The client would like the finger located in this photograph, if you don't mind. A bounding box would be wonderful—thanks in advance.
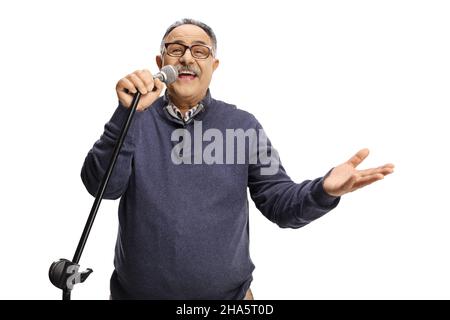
[376,163,395,170]
[352,173,384,190]
[347,148,370,168]
[137,69,155,91]
[127,73,148,95]
[358,166,394,177]
[117,91,132,108]
[116,78,136,108]
[153,78,164,93]
[117,77,137,94]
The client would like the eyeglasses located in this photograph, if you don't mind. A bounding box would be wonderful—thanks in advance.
[164,42,213,59]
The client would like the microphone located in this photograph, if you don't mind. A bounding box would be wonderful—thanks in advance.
[124,65,178,94]
[154,65,178,84]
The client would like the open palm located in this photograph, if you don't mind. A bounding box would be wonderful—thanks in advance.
[323,148,394,197]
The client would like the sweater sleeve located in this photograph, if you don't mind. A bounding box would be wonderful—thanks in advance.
[248,119,340,229]
[80,103,142,200]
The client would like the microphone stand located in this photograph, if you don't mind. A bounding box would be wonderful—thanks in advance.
[49,92,142,300]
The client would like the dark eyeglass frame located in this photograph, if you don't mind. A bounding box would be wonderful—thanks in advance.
[163,42,213,59]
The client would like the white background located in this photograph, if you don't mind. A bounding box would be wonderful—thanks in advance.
[0,0,449,300]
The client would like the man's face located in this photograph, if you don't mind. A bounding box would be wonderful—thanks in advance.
[156,24,219,105]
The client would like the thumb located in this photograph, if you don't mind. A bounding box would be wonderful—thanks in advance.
[153,78,165,95]
[347,148,370,168]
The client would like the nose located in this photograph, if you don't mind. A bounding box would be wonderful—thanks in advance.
[179,48,195,65]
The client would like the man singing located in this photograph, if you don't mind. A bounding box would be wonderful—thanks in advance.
[81,18,394,300]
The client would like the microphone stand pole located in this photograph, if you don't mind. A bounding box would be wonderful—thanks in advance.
[49,92,142,300]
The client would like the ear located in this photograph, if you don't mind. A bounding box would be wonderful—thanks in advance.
[156,55,163,70]
[212,58,220,72]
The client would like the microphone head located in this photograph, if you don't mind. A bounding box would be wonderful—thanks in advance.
[160,65,178,84]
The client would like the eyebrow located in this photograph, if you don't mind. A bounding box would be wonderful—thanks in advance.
[171,39,209,46]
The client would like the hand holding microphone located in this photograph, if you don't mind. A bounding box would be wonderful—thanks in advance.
[116,65,178,111]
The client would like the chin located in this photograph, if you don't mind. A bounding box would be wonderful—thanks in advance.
[172,84,201,99]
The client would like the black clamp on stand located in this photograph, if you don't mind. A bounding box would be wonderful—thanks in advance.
[49,259,93,300]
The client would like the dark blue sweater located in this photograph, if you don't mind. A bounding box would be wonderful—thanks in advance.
[81,90,340,299]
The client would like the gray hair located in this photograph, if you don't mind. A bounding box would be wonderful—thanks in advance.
[160,18,217,56]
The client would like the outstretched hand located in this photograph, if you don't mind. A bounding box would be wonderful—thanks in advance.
[323,149,394,197]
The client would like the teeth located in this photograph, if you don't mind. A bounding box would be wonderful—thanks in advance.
[179,71,196,76]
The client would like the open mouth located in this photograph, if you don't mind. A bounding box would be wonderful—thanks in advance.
[178,71,198,81]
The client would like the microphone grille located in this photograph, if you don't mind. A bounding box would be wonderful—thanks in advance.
[161,65,178,84]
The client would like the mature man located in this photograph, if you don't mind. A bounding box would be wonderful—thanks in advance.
[81,18,394,300]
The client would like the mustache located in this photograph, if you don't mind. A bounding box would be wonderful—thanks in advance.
[175,65,201,76]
